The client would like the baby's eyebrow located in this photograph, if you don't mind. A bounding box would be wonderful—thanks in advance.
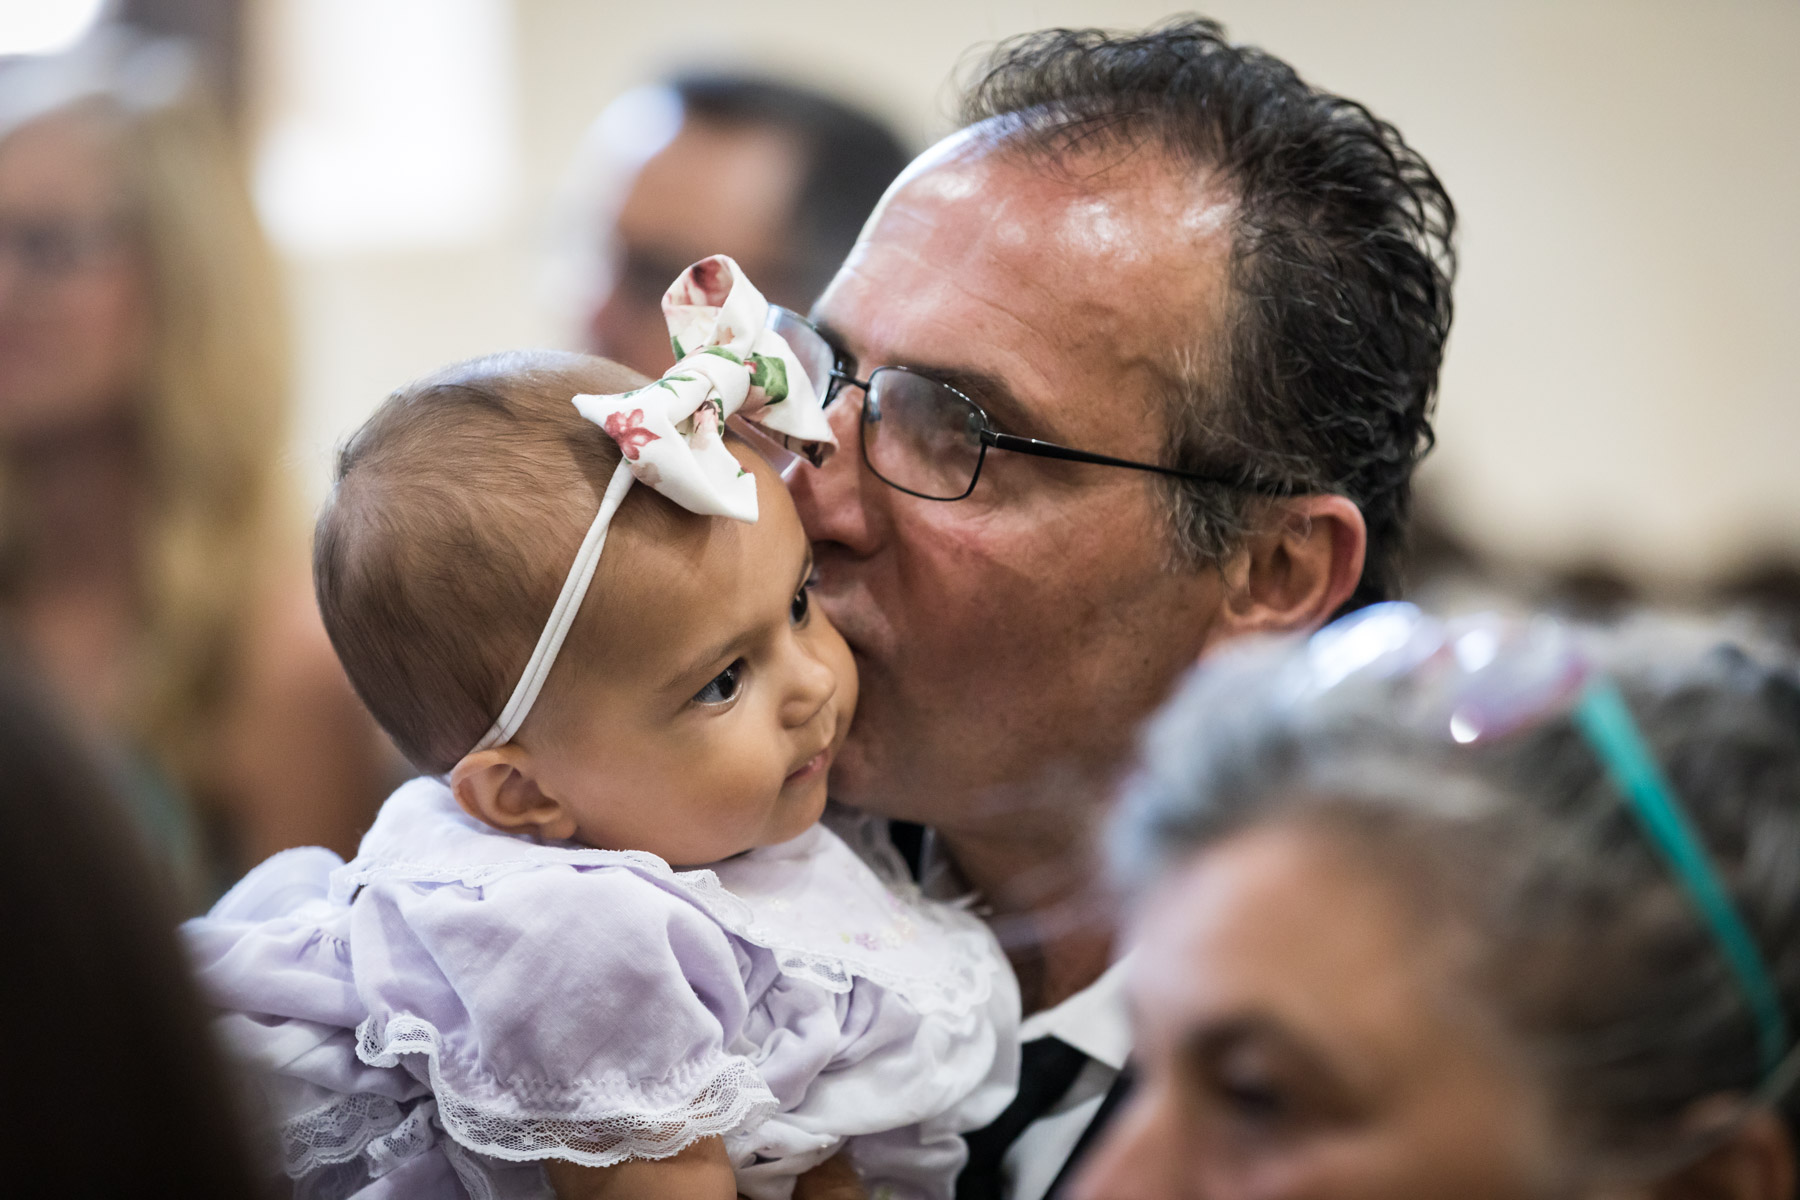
[661,546,817,695]
[666,631,739,695]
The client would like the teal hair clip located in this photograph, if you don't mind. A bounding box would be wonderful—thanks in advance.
[1574,678,1789,1076]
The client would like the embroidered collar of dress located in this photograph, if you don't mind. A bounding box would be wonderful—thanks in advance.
[337,780,1001,1018]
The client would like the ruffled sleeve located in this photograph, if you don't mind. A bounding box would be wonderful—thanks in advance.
[184,847,440,1188]
[345,855,779,1168]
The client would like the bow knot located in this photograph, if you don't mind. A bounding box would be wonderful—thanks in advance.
[572,255,835,523]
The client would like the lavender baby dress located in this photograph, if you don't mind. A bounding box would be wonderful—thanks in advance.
[185,779,1020,1200]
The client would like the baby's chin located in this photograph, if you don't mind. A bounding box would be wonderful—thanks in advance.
[655,785,827,868]
[765,774,830,847]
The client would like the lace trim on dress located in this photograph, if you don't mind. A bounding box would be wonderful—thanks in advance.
[710,827,1003,1018]
[280,1090,407,1177]
[350,1012,780,1169]
[285,1098,552,1200]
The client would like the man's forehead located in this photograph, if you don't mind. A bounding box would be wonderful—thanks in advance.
[819,136,1235,414]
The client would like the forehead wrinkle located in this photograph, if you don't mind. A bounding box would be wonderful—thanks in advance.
[836,245,1062,415]
[840,264,1148,448]
[998,148,1235,293]
[835,149,1234,456]
[829,250,1037,373]
[946,170,1209,353]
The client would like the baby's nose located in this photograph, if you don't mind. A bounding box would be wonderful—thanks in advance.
[779,645,837,728]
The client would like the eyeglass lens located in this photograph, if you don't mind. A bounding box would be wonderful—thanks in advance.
[764,309,987,500]
[767,306,839,402]
[861,368,985,500]
[743,307,848,479]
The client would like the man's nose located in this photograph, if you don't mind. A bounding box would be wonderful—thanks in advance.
[787,397,882,559]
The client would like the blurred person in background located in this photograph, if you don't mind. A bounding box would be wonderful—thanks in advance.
[1085,605,1800,1200]
[0,33,393,902]
[0,651,264,1196]
[561,72,910,376]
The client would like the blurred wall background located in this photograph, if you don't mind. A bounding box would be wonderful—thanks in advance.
[41,0,1800,591]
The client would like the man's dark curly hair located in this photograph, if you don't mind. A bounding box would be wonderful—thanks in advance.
[961,16,1456,608]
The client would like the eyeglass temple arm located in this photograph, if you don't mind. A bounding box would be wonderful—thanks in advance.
[984,430,1289,494]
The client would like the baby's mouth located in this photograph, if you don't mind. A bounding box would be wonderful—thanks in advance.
[785,719,836,784]
[784,748,830,785]
[784,706,842,785]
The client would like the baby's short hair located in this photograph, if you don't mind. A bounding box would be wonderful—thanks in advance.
[315,350,660,773]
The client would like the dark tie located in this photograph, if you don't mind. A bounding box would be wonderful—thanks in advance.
[956,1036,1091,1200]
[1043,1067,1134,1200]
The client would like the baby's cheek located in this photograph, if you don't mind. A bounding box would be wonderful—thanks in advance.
[820,627,860,728]
[706,733,790,835]
[836,652,860,735]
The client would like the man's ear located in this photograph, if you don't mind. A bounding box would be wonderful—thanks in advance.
[1204,494,1366,652]
[448,747,576,841]
[1650,1104,1795,1200]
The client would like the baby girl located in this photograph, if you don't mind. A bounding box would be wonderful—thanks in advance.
[185,258,1018,1200]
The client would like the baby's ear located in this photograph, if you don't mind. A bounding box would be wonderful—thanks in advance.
[450,748,574,840]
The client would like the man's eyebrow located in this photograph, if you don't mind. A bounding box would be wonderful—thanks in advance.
[825,357,1057,447]
[810,318,856,360]
[808,317,1059,441]
[910,365,1057,443]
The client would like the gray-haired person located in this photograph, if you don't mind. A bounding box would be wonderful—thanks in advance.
[782,17,1455,1195]
[1086,604,1800,1200]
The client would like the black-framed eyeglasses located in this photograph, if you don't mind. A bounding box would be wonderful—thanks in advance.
[768,306,1288,502]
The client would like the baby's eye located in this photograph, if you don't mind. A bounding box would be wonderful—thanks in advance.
[791,573,815,626]
[693,659,744,706]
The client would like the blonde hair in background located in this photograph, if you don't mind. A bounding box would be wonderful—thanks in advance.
[0,35,293,802]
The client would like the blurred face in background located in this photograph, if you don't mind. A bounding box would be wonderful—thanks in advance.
[1073,824,1568,1200]
[583,114,804,377]
[0,111,151,439]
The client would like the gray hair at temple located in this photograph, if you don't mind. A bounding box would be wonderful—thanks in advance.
[1111,613,1800,1172]
[960,18,1456,608]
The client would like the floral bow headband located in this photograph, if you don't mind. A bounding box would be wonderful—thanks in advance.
[469,255,836,753]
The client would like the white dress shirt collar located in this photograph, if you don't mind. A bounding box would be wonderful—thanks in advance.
[1018,952,1134,1070]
